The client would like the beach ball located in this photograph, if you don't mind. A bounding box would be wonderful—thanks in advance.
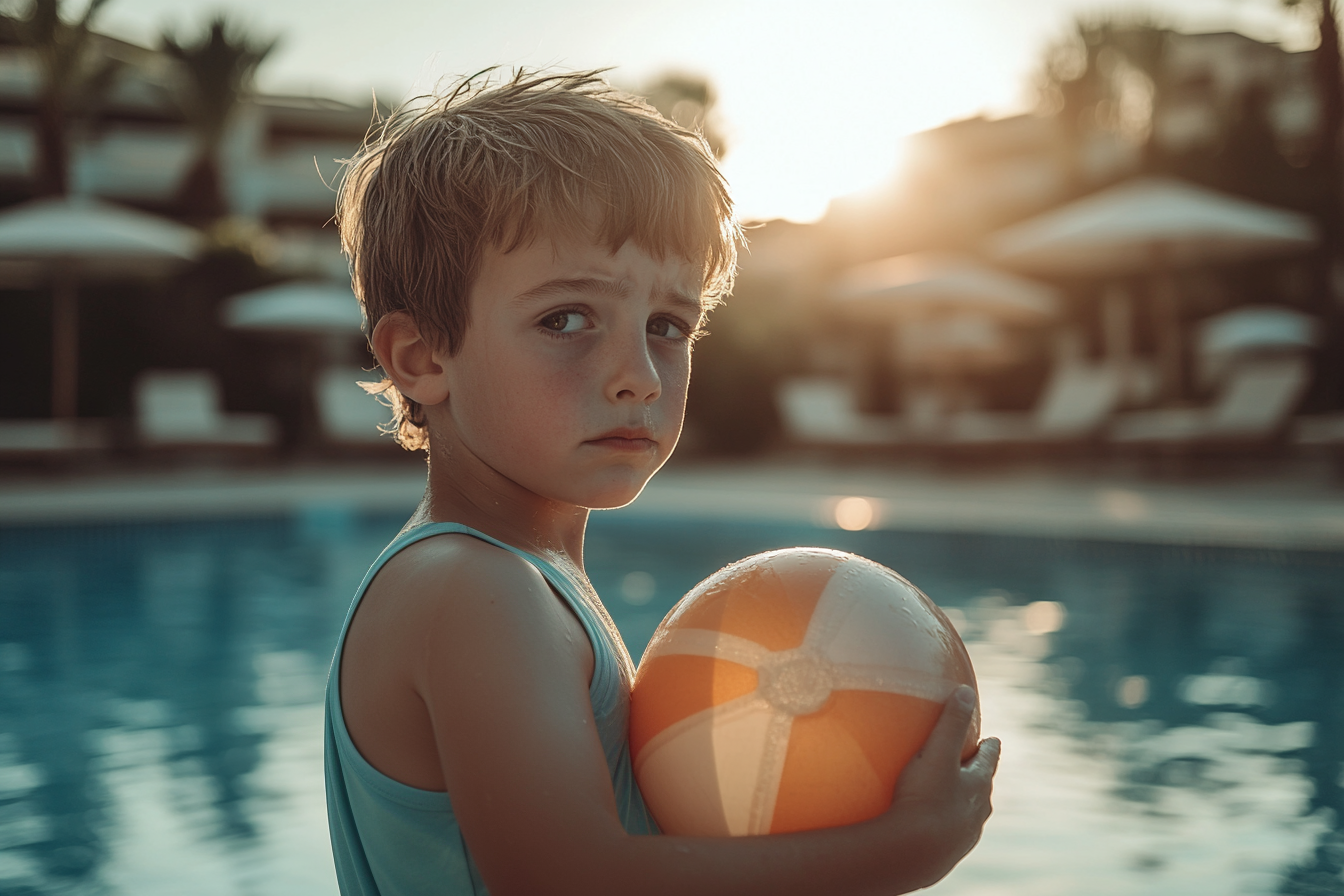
[630,547,978,836]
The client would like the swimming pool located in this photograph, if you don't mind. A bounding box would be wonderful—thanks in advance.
[1,508,1341,895]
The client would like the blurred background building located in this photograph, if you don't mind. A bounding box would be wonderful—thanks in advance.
[0,2,385,459]
[0,0,1342,467]
[739,12,1344,463]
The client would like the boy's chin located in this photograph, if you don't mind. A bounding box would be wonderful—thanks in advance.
[576,475,655,511]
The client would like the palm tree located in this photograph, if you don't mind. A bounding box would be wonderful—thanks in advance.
[1035,18,1170,194]
[161,16,277,222]
[1283,0,1342,193]
[641,73,727,160]
[1282,0,1344,410]
[0,0,122,196]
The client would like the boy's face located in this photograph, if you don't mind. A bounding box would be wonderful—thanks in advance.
[440,233,705,510]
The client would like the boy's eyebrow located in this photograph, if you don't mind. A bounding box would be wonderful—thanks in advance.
[511,278,706,317]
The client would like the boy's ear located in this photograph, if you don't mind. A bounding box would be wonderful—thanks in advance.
[370,311,451,407]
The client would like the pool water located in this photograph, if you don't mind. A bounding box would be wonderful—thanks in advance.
[1,509,1342,895]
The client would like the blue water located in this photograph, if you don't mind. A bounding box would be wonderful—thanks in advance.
[1,509,1342,895]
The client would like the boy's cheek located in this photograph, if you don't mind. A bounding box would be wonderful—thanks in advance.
[658,354,692,398]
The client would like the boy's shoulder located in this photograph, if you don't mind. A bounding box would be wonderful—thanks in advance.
[371,531,551,614]
[339,528,595,797]
[360,530,592,674]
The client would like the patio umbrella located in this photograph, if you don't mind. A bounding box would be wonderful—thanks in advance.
[222,279,369,449]
[222,281,365,336]
[834,252,1058,323]
[834,253,1055,424]
[987,177,1317,276]
[986,177,1318,400]
[0,196,202,419]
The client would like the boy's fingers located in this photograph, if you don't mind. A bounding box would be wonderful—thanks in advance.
[966,736,1002,777]
[917,685,977,765]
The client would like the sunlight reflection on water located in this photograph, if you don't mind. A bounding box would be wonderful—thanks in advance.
[0,513,1340,895]
[944,602,1329,896]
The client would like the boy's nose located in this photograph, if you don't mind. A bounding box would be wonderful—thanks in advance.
[607,331,662,404]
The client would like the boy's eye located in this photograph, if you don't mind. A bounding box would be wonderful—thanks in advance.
[540,311,587,334]
[647,317,690,339]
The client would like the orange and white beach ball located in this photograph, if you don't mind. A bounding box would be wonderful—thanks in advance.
[630,547,978,836]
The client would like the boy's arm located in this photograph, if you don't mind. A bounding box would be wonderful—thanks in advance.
[411,540,999,896]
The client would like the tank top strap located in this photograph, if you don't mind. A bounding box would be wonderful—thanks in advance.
[337,521,629,717]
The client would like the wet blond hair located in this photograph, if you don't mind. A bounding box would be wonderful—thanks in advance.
[336,69,739,450]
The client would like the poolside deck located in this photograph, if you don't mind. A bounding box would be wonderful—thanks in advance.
[2,458,1343,552]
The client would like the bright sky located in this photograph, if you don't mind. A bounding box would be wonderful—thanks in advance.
[98,0,1316,223]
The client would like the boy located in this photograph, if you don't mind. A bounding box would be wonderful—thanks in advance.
[326,70,999,896]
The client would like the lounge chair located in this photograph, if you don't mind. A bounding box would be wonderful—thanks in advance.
[1108,355,1310,447]
[1292,412,1344,448]
[775,377,906,446]
[135,370,277,448]
[944,362,1123,445]
[0,418,107,458]
[314,366,394,446]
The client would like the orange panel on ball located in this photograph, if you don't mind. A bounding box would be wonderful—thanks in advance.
[673,559,834,652]
[830,690,946,793]
[769,691,944,832]
[769,711,884,832]
[629,654,758,758]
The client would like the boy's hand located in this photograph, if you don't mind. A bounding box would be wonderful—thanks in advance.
[879,686,1000,891]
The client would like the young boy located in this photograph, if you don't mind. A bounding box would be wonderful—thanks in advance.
[326,70,999,896]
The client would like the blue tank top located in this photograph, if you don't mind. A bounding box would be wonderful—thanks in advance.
[324,522,659,895]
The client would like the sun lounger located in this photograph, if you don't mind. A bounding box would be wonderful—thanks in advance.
[775,377,906,446]
[1293,412,1344,446]
[1108,355,1310,447]
[314,366,394,446]
[0,418,107,458]
[945,362,1123,445]
[776,366,1123,450]
[135,370,277,448]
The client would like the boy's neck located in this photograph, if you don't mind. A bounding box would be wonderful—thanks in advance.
[409,442,590,571]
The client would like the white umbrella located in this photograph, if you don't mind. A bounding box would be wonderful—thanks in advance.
[0,196,202,419]
[0,197,199,265]
[987,177,1318,277]
[986,177,1319,402]
[222,281,365,335]
[222,280,369,450]
[834,252,1058,323]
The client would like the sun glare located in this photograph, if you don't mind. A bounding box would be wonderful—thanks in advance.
[721,138,913,224]
[705,1,1023,223]
[103,0,1314,228]
[833,497,877,531]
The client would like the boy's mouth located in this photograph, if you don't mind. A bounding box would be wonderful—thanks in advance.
[587,428,657,451]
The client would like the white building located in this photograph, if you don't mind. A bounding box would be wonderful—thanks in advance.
[0,30,375,278]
